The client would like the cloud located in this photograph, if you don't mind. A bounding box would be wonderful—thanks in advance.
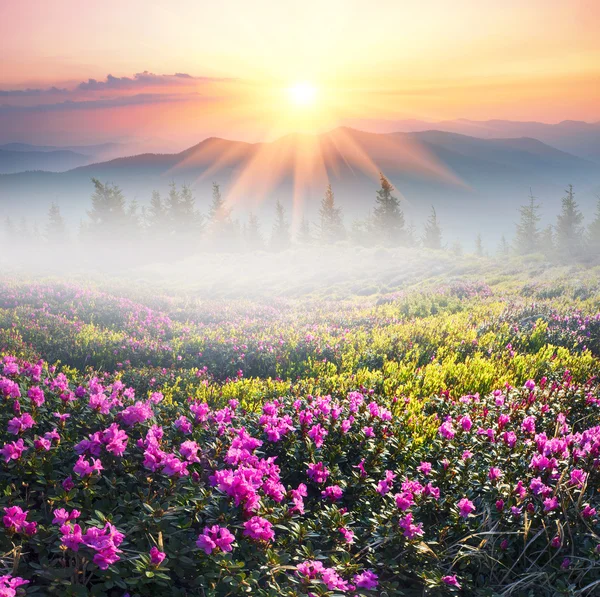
[0,92,214,114]
[0,86,68,97]
[77,71,227,91]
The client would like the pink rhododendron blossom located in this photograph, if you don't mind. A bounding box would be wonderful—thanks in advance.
[149,546,166,565]
[243,516,274,542]
[457,498,475,518]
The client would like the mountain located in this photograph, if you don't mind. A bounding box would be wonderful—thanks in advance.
[0,148,91,174]
[343,118,600,163]
[0,127,598,246]
[0,142,121,156]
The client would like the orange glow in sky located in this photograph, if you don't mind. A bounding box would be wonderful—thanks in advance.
[1,0,599,147]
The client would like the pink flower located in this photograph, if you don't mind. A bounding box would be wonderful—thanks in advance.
[7,413,35,435]
[61,523,84,551]
[0,574,29,597]
[438,420,455,440]
[459,415,472,431]
[0,439,28,462]
[521,415,536,434]
[442,575,461,588]
[290,483,308,514]
[243,516,274,542]
[73,455,103,477]
[418,461,432,475]
[362,426,375,437]
[399,512,423,539]
[120,401,153,426]
[376,470,397,495]
[149,546,166,566]
[488,467,503,482]
[321,485,343,501]
[307,423,328,448]
[52,508,80,525]
[457,498,475,518]
[174,415,192,434]
[3,506,28,532]
[395,491,414,511]
[102,423,128,457]
[353,569,378,590]
[570,469,587,487]
[307,462,330,484]
[543,496,559,512]
[339,527,354,544]
[27,386,45,407]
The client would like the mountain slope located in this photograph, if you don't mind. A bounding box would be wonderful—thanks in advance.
[0,127,598,246]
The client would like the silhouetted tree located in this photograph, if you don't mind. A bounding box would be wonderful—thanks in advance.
[475,233,484,257]
[372,173,404,245]
[245,212,264,251]
[539,225,555,259]
[514,189,541,255]
[422,206,442,250]
[297,215,312,245]
[145,190,167,238]
[270,200,290,251]
[319,184,345,242]
[87,178,129,236]
[498,235,510,257]
[45,202,66,245]
[556,185,585,259]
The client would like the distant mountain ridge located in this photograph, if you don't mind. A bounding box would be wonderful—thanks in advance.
[1,126,598,247]
[342,118,600,162]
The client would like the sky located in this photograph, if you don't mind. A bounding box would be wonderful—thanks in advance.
[1,0,599,148]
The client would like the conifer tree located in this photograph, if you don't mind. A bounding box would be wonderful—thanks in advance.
[270,200,290,252]
[498,235,510,257]
[319,184,345,242]
[45,202,67,246]
[555,184,585,259]
[372,173,404,245]
[422,206,442,250]
[245,212,264,251]
[475,233,484,257]
[87,178,128,236]
[297,216,312,245]
[514,189,541,255]
[539,225,555,259]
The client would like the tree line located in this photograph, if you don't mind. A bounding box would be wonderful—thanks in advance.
[3,175,600,263]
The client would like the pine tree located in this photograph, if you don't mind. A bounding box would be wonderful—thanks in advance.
[497,235,510,257]
[372,173,404,245]
[87,178,128,235]
[245,212,264,251]
[475,233,484,257]
[422,206,442,250]
[588,196,600,257]
[45,202,66,246]
[146,191,166,233]
[297,216,312,245]
[556,184,585,259]
[319,184,345,242]
[514,189,541,255]
[208,183,230,224]
[270,200,290,252]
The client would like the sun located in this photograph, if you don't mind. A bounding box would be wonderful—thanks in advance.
[287,82,318,107]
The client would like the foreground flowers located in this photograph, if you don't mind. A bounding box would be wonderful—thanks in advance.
[1,349,600,595]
